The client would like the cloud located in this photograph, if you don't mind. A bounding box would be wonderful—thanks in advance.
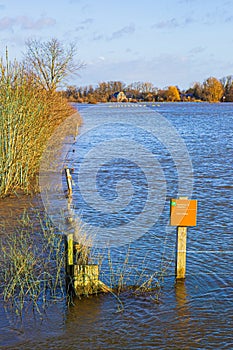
[19,16,56,30]
[0,16,56,31]
[184,17,195,24]
[75,18,94,33]
[189,46,206,54]
[81,18,94,25]
[0,16,15,30]
[153,18,179,29]
[225,15,233,22]
[76,25,85,31]
[108,23,135,40]
[92,33,104,41]
[152,16,195,29]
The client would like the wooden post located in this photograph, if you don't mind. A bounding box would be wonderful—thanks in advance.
[65,235,111,297]
[176,196,188,280]
[65,234,74,295]
[74,264,99,296]
[67,233,73,266]
[64,167,72,196]
[176,226,187,279]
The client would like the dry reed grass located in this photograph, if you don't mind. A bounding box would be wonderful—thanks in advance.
[0,53,79,197]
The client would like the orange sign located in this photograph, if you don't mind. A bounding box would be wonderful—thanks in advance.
[170,199,197,226]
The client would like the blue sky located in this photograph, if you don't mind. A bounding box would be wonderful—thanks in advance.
[0,0,233,89]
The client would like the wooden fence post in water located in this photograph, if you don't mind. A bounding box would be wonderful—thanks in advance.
[67,233,73,266]
[64,167,72,196]
[65,235,111,297]
[176,226,187,279]
[170,197,197,280]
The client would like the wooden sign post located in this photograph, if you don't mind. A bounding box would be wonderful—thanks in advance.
[170,197,197,280]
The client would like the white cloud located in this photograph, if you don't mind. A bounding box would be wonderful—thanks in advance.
[75,25,85,31]
[19,16,56,30]
[152,16,195,30]
[81,18,94,25]
[189,46,206,54]
[0,15,56,31]
[0,16,15,30]
[153,18,179,29]
[108,23,135,40]
[92,33,104,41]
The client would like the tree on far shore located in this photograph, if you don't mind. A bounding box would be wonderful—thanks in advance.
[203,77,224,102]
[165,86,181,102]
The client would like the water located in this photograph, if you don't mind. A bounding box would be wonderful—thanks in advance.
[0,103,232,349]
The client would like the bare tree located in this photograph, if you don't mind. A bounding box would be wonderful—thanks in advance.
[25,38,83,91]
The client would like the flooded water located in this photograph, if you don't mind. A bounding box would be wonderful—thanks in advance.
[0,103,232,349]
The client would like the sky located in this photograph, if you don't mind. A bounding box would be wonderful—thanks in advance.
[0,0,233,90]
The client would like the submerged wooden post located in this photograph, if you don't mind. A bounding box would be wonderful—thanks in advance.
[176,226,187,279]
[65,234,74,295]
[64,167,72,196]
[74,264,99,295]
[170,197,197,280]
[67,233,73,266]
[65,235,111,297]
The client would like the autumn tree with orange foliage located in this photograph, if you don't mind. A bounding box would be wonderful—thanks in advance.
[203,77,224,102]
[165,86,181,102]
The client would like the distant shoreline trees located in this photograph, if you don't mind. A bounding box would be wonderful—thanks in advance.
[63,76,233,103]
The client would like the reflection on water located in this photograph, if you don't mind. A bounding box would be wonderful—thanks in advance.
[0,195,39,234]
[175,281,192,345]
[0,103,232,349]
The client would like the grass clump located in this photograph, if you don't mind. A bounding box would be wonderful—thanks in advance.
[0,210,66,315]
[98,247,164,298]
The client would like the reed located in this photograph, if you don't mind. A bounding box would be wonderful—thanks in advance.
[0,210,66,315]
[90,244,169,307]
[0,52,77,197]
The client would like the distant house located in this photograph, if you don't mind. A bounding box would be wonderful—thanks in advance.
[180,93,195,101]
[111,91,127,102]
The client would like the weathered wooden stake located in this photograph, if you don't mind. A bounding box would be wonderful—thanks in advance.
[74,264,100,295]
[67,233,73,266]
[176,226,187,279]
[64,167,72,195]
[176,195,188,280]
[65,235,111,297]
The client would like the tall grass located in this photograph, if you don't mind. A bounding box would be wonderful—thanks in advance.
[0,52,77,196]
[96,247,165,297]
[0,210,66,315]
